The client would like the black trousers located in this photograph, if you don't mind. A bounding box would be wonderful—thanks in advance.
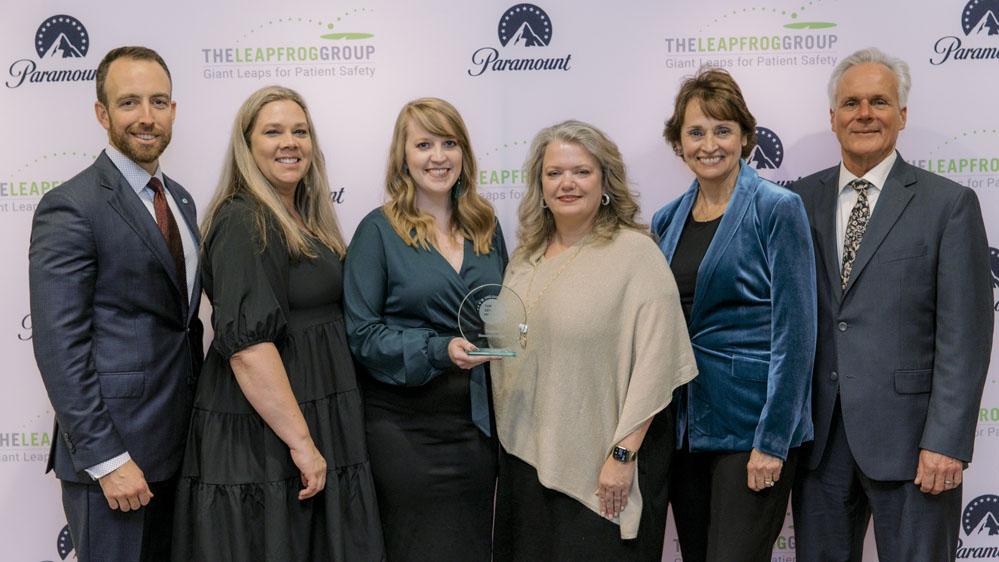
[792,401,962,562]
[61,474,176,562]
[635,407,675,562]
[495,406,675,562]
[669,446,799,562]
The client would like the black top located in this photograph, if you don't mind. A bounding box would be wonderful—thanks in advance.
[669,211,723,322]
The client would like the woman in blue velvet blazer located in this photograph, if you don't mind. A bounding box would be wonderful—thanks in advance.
[651,68,816,562]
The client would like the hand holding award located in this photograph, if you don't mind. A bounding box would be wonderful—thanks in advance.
[457,284,527,357]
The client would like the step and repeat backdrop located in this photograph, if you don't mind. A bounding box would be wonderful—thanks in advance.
[3,0,998,560]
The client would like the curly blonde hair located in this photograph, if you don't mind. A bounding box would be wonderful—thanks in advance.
[514,120,646,260]
[383,97,496,255]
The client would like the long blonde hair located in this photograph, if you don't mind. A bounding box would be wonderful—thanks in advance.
[515,120,646,260]
[201,86,347,259]
[383,97,496,254]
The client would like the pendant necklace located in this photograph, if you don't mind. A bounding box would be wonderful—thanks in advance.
[519,238,587,349]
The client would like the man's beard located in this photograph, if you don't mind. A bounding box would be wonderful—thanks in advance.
[109,121,171,165]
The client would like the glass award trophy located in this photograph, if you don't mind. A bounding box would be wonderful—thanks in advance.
[458,284,526,357]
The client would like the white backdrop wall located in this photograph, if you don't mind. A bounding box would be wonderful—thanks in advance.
[3,1,998,560]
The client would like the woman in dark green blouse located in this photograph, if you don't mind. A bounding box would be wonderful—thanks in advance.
[343,98,506,562]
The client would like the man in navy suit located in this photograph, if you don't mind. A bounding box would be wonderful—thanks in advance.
[29,46,202,562]
[791,47,993,561]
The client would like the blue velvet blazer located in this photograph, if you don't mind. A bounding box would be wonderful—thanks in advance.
[651,162,817,459]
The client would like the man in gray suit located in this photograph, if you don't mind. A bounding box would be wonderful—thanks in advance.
[29,46,202,562]
[790,47,993,562]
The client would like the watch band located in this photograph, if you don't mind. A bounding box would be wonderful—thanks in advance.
[611,445,638,462]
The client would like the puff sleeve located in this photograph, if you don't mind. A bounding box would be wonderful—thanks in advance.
[203,200,289,359]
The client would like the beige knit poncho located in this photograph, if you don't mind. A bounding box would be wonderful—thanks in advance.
[493,228,698,539]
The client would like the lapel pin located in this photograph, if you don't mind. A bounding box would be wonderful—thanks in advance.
[182,198,189,204]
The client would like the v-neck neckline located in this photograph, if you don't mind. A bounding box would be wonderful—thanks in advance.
[434,236,468,278]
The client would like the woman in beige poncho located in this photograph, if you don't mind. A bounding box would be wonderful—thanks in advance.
[492,120,698,561]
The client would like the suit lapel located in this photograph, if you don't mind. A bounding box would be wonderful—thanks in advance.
[842,158,915,294]
[100,155,188,300]
[812,168,843,303]
[688,162,757,326]
[658,181,698,264]
[165,176,199,245]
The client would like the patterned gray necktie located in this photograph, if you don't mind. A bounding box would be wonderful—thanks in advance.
[841,179,871,289]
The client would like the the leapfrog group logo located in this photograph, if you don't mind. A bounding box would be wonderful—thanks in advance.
[981,399,999,427]
[476,137,532,203]
[930,0,999,64]
[957,494,999,558]
[6,15,96,89]
[749,126,784,170]
[663,5,839,71]
[467,4,573,77]
[2,150,98,214]
[0,409,52,465]
[907,128,999,192]
[200,9,378,81]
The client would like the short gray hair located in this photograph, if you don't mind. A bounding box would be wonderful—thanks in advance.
[827,47,911,109]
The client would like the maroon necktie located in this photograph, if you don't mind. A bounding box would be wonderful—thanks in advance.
[147,177,188,298]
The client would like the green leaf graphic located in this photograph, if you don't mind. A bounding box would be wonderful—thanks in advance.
[783,22,837,29]
[321,32,374,39]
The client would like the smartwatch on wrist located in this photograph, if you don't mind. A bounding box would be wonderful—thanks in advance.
[611,445,638,462]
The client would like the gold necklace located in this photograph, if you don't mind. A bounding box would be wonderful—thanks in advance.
[519,239,587,349]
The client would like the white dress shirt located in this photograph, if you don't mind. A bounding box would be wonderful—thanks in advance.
[835,151,897,268]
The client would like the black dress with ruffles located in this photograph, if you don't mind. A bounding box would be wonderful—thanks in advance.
[173,196,385,562]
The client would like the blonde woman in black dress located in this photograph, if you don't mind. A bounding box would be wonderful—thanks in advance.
[174,86,384,561]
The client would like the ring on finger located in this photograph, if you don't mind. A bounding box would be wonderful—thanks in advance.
[945,480,954,485]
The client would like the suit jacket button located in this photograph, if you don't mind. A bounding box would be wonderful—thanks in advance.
[830,371,839,381]
[186,377,195,385]
[838,322,848,332]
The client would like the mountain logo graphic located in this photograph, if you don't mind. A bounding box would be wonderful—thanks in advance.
[962,0,999,36]
[748,126,784,170]
[498,4,552,47]
[963,495,999,536]
[56,523,73,559]
[34,15,89,59]
[990,248,999,289]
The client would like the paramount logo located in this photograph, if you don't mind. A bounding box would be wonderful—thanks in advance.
[5,14,96,89]
[466,3,573,77]
[507,21,546,46]
[929,0,999,64]
[970,8,999,35]
[42,33,85,58]
[958,494,999,559]
[467,48,572,76]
